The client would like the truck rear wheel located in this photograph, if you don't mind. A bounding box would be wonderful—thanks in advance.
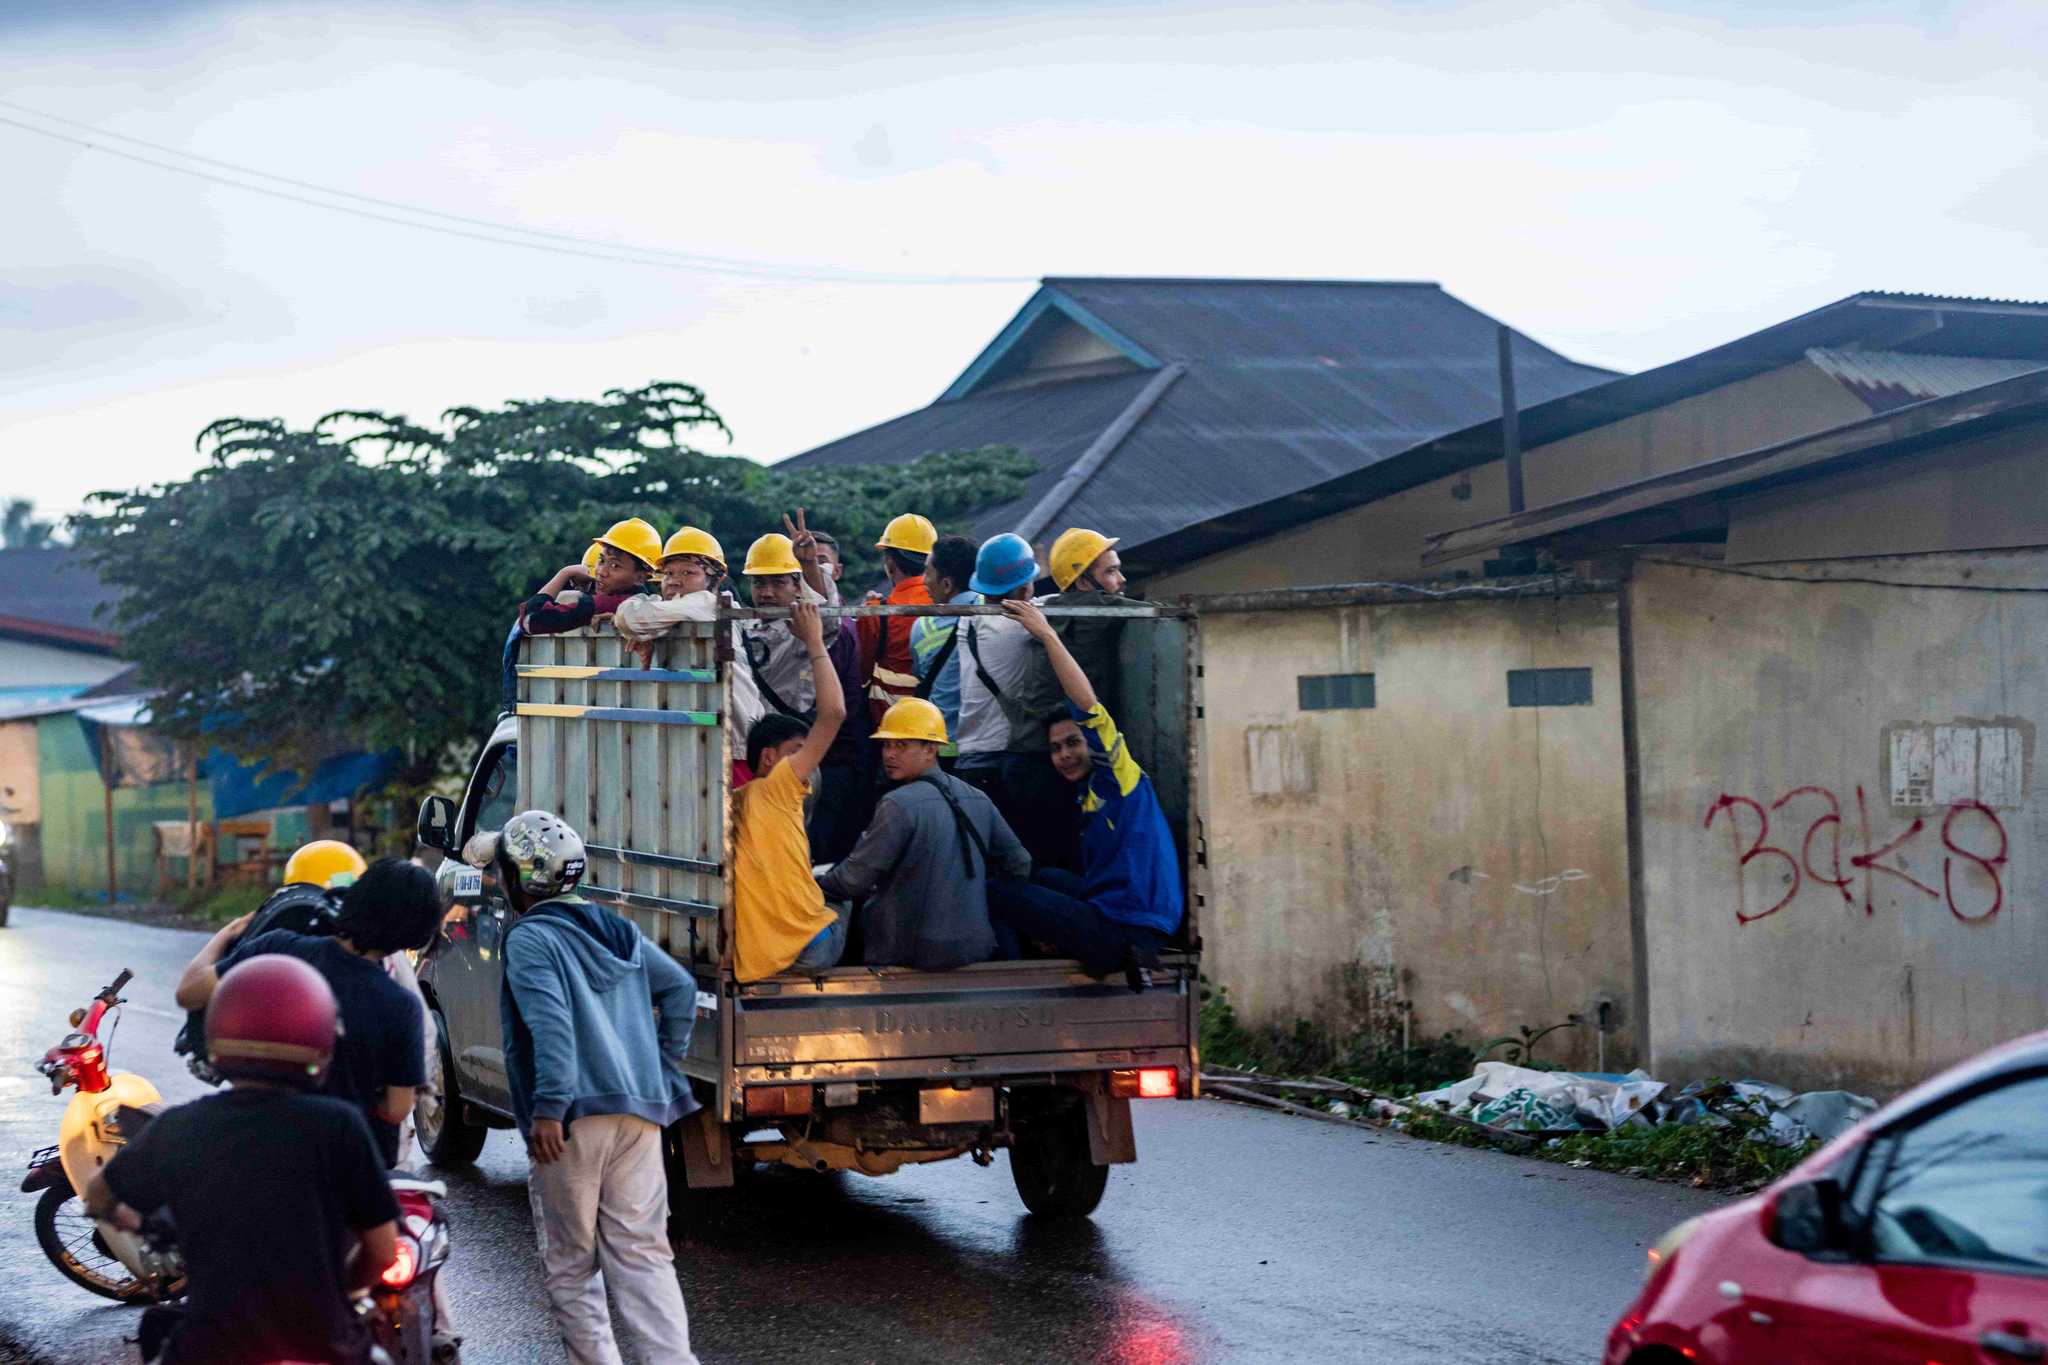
[416,1010,488,1168]
[1009,1107,1109,1219]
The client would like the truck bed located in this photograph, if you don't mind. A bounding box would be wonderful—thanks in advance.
[714,954,1200,1091]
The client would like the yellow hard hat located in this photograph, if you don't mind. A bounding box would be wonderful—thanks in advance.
[580,543,604,573]
[875,513,938,556]
[870,697,949,745]
[742,533,802,576]
[282,839,367,890]
[1048,527,1120,591]
[592,517,663,570]
[662,526,726,568]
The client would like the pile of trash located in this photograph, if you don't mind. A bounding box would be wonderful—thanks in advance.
[1408,1061,1875,1147]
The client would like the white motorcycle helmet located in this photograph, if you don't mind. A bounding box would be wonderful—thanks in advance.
[494,810,587,899]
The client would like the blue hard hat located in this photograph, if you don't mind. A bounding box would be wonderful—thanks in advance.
[970,533,1040,597]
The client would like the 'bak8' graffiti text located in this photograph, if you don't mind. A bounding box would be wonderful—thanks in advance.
[1703,785,2008,926]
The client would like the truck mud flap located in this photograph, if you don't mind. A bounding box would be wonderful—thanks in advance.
[674,1108,735,1190]
[1084,1086,1137,1165]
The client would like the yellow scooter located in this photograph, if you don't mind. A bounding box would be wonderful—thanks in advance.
[20,969,186,1303]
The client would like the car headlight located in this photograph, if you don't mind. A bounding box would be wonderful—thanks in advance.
[1646,1216,1704,1278]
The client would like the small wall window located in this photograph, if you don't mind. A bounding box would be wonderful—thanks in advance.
[1507,667,1593,708]
[1298,673,1375,711]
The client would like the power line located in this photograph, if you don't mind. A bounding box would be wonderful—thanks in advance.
[0,101,1033,287]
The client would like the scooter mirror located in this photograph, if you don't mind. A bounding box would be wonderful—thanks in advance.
[68,1008,86,1028]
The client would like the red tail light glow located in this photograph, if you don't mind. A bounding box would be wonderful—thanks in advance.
[380,1236,419,1288]
[1109,1068,1178,1099]
[743,1084,813,1118]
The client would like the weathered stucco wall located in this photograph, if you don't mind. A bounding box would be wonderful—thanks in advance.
[1198,591,1633,1069]
[1146,361,1874,596]
[1631,550,2048,1094]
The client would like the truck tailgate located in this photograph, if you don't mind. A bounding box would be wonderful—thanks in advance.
[730,958,1197,1085]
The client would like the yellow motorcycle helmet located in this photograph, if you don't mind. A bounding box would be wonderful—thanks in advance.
[281,840,367,890]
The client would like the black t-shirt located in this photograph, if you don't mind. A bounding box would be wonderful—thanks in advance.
[220,930,426,1166]
[103,1088,399,1365]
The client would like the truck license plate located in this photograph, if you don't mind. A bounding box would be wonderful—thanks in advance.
[918,1087,995,1125]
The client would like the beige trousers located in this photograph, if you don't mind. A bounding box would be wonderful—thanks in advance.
[527,1113,698,1365]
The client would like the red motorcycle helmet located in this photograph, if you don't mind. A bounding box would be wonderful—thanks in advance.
[206,954,339,1088]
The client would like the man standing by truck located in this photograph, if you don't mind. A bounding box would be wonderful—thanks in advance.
[484,810,702,1365]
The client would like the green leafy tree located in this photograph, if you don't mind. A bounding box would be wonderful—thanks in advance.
[72,382,1032,787]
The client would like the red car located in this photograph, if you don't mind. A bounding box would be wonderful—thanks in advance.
[1606,1030,2048,1365]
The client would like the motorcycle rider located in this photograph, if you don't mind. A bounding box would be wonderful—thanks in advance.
[175,858,437,1169]
[85,954,402,1365]
[173,839,366,1080]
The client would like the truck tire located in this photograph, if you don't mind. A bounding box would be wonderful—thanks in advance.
[1009,1107,1109,1219]
[416,1011,488,1168]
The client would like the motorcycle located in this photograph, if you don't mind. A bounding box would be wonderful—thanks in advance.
[21,969,186,1303]
[121,1138,455,1365]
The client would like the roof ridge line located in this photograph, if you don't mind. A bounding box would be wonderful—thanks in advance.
[1042,276,1443,289]
[1011,363,1188,545]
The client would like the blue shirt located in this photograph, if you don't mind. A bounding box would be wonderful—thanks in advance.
[910,590,980,739]
[1069,702,1184,935]
[500,898,700,1137]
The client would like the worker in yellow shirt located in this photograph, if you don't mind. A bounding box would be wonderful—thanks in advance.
[731,600,850,981]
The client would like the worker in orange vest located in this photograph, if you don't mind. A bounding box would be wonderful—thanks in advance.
[857,514,937,725]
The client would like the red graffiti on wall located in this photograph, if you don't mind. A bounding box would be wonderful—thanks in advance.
[1703,786,2007,926]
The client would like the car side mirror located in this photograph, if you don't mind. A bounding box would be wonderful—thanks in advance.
[416,796,458,853]
[1771,1177,1846,1254]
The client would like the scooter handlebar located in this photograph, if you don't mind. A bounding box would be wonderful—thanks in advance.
[100,970,133,1002]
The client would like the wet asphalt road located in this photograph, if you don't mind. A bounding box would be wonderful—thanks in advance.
[0,908,1728,1364]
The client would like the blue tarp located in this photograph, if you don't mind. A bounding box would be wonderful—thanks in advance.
[63,694,400,816]
[203,746,402,820]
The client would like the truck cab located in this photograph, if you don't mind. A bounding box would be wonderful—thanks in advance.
[413,604,1203,1219]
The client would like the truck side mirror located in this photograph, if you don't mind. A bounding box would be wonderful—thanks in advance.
[1770,1177,1846,1254]
[416,796,458,853]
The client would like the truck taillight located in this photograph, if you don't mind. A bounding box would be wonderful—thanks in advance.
[744,1084,813,1118]
[1110,1067,1177,1099]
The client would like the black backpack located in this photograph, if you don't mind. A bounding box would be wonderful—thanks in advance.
[173,883,343,1079]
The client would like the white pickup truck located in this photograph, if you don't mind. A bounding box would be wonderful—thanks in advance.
[411,603,1205,1220]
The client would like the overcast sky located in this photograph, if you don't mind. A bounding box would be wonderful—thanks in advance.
[4,0,2042,518]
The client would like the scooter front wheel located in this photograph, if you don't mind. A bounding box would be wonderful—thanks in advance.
[33,1186,181,1303]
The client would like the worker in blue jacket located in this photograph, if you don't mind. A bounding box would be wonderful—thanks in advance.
[988,600,1183,981]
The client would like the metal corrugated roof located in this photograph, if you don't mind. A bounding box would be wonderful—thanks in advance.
[0,547,120,650]
[1804,348,2045,412]
[1420,367,2048,565]
[781,277,1614,557]
[1149,290,2048,576]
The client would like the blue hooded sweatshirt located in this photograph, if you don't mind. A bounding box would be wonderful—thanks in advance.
[500,897,701,1137]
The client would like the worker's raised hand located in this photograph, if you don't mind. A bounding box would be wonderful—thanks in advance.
[790,597,826,651]
[1001,598,1055,641]
[783,509,819,564]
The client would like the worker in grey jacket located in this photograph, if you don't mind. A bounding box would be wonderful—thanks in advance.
[820,697,1031,969]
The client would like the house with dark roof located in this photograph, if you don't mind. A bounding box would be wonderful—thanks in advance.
[1165,289,2048,1095]
[1143,291,2048,594]
[0,546,127,715]
[778,277,1615,570]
